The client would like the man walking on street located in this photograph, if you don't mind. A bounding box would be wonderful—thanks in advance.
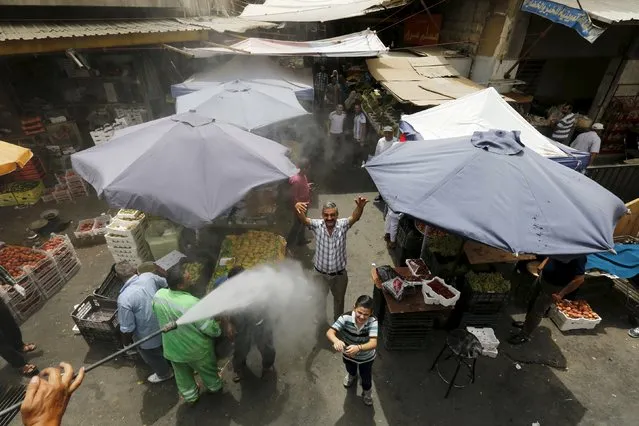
[314,65,328,110]
[294,197,369,324]
[115,261,173,384]
[352,103,367,165]
[327,104,346,164]
[374,126,398,201]
[153,261,223,403]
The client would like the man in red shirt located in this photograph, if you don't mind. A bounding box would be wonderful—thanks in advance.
[287,159,312,246]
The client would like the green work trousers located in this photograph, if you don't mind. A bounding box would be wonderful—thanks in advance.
[171,353,222,402]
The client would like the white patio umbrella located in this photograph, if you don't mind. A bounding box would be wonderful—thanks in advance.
[175,79,309,131]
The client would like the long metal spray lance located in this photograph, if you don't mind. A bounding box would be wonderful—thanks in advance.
[0,321,178,417]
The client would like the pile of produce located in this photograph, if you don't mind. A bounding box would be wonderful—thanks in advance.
[414,220,426,235]
[466,271,511,293]
[184,262,203,285]
[406,258,430,277]
[426,278,455,299]
[77,222,93,233]
[0,246,47,278]
[427,231,463,257]
[225,231,286,269]
[10,181,40,193]
[555,300,600,320]
[40,236,67,252]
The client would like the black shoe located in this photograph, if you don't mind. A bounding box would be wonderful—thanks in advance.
[374,195,382,202]
[512,320,525,329]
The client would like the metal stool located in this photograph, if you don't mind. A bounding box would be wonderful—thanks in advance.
[429,329,482,398]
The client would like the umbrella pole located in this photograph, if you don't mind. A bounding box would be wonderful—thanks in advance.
[0,322,178,417]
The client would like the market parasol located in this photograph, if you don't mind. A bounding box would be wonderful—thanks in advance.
[0,140,33,176]
[175,80,309,131]
[365,130,628,255]
[71,112,297,228]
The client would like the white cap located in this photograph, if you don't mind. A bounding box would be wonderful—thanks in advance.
[383,126,393,132]
[592,122,604,130]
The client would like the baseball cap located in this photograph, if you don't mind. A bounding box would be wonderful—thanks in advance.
[383,126,393,132]
[592,123,604,130]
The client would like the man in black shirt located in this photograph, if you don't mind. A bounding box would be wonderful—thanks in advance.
[509,256,587,345]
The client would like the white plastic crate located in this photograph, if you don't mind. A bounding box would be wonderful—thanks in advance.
[111,252,148,267]
[422,277,461,307]
[466,327,500,351]
[0,276,45,323]
[106,217,145,238]
[74,219,96,238]
[92,214,112,236]
[116,209,144,220]
[58,254,81,280]
[105,233,144,249]
[549,306,602,331]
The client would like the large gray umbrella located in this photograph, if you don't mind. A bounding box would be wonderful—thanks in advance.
[365,130,627,255]
[175,80,309,131]
[71,112,297,228]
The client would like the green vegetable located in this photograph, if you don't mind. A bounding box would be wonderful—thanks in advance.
[427,233,463,257]
[465,271,511,293]
[184,262,203,284]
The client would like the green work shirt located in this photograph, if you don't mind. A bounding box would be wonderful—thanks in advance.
[152,288,220,363]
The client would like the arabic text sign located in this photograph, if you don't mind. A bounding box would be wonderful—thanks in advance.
[521,0,605,43]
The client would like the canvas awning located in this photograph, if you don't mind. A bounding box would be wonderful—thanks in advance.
[521,0,639,43]
[240,0,409,22]
[181,30,387,58]
[0,17,275,55]
[401,88,568,158]
[366,56,487,106]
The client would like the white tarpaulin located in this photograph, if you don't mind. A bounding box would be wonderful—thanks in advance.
[183,29,387,58]
[401,88,567,158]
[240,0,408,22]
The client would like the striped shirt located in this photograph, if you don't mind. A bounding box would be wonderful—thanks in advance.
[331,312,378,363]
[552,113,576,142]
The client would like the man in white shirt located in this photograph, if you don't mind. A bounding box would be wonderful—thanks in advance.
[374,126,398,202]
[571,122,603,166]
[375,126,397,156]
[327,104,346,162]
[352,103,367,165]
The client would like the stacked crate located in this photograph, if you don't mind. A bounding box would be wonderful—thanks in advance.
[56,170,89,198]
[381,309,449,351]
[459,282,509,328]
[0,274,45,324]
[24,252,65,299]
[41,234,81,282]
[105,210,152,266]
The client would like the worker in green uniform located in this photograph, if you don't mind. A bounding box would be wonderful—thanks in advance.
[152,261,223,404]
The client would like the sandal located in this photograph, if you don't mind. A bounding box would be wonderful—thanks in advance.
[507,334,530,345]
[22,343,37,353]
[19,363,39,377]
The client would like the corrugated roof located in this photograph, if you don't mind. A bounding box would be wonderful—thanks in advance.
[550,0,639,24]
[0,17,274,42]
[240,0,408,23]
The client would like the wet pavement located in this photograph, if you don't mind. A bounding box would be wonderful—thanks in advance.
[1,167,638,426]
